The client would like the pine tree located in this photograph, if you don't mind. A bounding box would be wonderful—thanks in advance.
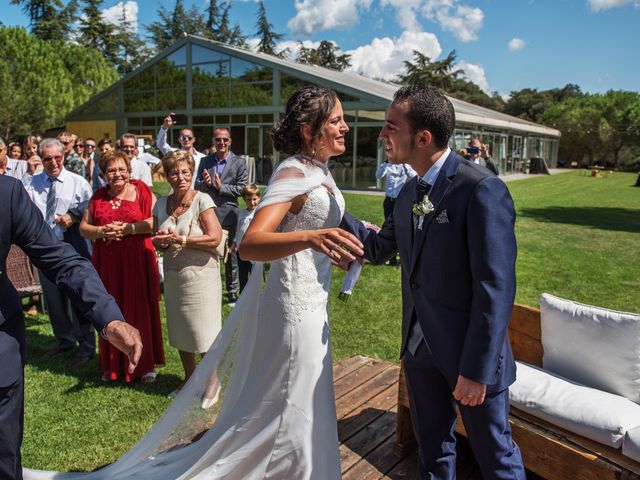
[78,0,119,65]
[255,0,282,55]
[296,40,351,71]
[147,0,206,52]
[113,2,150,75]
[11,0,77,41]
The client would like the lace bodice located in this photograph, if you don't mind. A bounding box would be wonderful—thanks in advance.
[263,185,345,320]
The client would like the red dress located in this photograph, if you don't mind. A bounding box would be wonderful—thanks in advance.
[90,180,165,381]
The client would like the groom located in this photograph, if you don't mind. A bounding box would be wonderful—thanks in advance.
[342,85,525,479]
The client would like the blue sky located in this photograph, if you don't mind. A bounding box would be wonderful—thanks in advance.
[4,0,639,96]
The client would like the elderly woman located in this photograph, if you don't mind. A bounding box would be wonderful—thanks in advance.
[80,150,165,383]
[152,150,223,396]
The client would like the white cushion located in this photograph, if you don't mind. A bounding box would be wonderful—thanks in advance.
[510,362,640,448]
[624,425,640,462]
[540,293,640,403]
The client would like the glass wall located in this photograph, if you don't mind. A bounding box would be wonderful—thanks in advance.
[69,38,560,190]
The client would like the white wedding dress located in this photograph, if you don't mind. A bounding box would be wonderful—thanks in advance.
[24,156,343,480]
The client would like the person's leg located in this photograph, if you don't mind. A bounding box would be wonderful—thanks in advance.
[238,258,250,293]
[38,271,76,352]
[459,388,526,480]
[224,226,239,301]
[179,350,197,382]
[69,302,96,360]
[403,342,457,480]
[0,376,24,480]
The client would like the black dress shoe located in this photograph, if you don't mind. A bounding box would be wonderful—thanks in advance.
[46,346,73,357]
[228,293,238,303]
[68,356,92,368]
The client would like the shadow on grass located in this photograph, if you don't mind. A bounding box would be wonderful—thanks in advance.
[520,207,640,233]
[24,323,182,397]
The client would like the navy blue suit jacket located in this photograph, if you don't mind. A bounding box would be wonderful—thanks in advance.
[0,176,124,388]
[342,151,517,393]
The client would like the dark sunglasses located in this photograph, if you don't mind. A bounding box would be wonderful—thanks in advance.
[179,135,194,141]
[215,137,230,142]
[75,144,85,148]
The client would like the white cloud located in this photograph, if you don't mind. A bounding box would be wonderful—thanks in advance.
[288,0,373,36]
[102,1,139,33]
[345,30,441,81]
[428,4,484,42]
[456,60,489,92]
[508,37,525,51]
[587,0,640,11]
[379,0,424,32]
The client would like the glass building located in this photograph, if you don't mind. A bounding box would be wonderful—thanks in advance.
[66,35,560,188]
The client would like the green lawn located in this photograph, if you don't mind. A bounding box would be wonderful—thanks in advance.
[22,171,640,471]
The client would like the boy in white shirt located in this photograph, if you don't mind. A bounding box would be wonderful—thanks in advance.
[230,184,260,294]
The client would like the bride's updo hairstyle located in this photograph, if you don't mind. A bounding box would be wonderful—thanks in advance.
[271,85,339,155]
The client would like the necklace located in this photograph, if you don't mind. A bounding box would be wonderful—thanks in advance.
[170,189,194,220]
[109,185,128,209]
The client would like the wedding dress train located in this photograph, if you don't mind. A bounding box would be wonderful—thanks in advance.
[24,156,343,480]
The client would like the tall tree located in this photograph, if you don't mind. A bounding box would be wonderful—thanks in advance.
[296,41,351,71]
[10,0,77,41]
[0,26,118,138]
[147,0,206,52]
[113,2,151,75]
[399,50,464,93]
[255,0,282,55]
[78,0,119,65]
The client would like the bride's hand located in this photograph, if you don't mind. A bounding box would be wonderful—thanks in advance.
[309,227,364,263]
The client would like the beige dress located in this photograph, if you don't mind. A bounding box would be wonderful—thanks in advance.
[154,192,222,353]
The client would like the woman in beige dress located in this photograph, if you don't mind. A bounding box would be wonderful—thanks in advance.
[152,150,223,396]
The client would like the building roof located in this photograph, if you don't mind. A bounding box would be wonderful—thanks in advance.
[70,35,560,138]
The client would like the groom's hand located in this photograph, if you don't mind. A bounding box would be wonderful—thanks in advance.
[103,320,143,374]
[453,375,487,407]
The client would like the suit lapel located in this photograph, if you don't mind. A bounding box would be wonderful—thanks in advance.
[409,152,460,276]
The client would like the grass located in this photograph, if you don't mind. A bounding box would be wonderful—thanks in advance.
[22,171,640,471]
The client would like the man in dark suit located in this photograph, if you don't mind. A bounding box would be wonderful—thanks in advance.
[196,128,248,305]
[0,175,142,480]
[342,85,525,479]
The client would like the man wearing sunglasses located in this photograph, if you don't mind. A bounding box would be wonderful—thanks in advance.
[157,113,205,186]
[57,131,85,178]
[196,128,248,307]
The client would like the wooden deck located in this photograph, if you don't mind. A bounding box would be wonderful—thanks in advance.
[334,355,484,479]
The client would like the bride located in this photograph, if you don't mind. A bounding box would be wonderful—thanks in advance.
[24,85,363,480]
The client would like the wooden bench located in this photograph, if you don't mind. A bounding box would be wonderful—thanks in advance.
[395,304,640,479]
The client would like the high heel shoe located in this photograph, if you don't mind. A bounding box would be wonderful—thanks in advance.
[201,386,220,409]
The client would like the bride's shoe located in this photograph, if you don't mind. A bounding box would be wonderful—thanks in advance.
[201,386,221,410]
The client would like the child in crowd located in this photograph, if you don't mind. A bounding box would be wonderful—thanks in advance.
[229,183,260,293]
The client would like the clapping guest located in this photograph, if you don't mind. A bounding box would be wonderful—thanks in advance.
[80,150,165,383]
[153,150,223,396]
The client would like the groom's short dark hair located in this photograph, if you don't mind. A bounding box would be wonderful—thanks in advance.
[392,85,455,149]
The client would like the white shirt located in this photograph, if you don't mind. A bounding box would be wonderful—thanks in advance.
[23,167,93,240]
[156,126,205,186]
[131,157,153,187]
[420,148,451,187]
[234,208,255,247]
[376,162,417,199]
[5,158,28,179]
[138,151,161,166]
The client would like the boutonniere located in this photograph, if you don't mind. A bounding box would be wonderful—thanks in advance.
[412,194,434,217]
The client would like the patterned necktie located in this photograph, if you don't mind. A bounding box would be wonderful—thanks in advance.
[45,177,57,227]
[416,177,431,202]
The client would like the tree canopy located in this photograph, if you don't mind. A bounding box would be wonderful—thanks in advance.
[0,26,118,138]
[255,0,283,56]
[296,41,351,71]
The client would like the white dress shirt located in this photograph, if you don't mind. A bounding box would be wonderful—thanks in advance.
[234,208,255,247]
[131,157,153,187]
[156,127,205,186]
[420,148,451,186]
[376,162,417,199]
[23,168,93,240]
[5,158,28,179]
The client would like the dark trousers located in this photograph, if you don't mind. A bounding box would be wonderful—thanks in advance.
[403,342,525,480]
[39,271,95,358]
[238,258,253,293]
[0,376,23,480]
[223,225,238,298]
[383,196,398,264]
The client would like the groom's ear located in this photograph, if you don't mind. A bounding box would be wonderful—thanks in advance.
[415,129,432,149]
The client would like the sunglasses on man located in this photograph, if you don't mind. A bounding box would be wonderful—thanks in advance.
[179,135,194,141]
[215,137,230,142]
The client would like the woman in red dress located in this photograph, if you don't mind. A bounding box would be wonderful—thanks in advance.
[80,150,164,382]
